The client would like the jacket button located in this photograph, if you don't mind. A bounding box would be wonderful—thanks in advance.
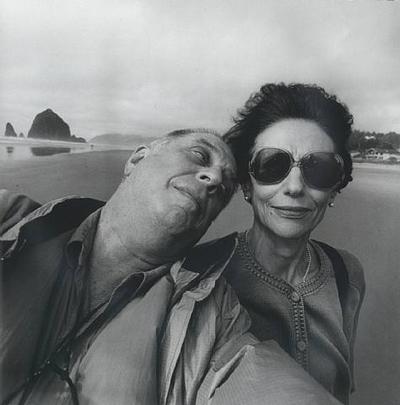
[290,291,301,303]
[297,340,307,352]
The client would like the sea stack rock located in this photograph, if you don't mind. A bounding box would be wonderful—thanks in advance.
[28,109,71,140]
[4,122,17,137]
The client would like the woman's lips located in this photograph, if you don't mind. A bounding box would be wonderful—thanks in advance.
[271,206,312,219]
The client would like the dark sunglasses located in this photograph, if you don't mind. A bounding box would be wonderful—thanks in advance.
[249,148,344,190]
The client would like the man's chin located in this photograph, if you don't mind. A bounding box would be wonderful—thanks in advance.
[158,206,207,238]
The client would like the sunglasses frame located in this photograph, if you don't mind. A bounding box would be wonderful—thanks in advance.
[248,147,345,190]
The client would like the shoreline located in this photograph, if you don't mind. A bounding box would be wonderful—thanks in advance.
[0,136,142,149]
[0,137,91,147]
[353,161,400,171]
[2,137,399,171]
[2,149,400,175]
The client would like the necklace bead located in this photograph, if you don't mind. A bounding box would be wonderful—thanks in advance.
[302,245,312,282]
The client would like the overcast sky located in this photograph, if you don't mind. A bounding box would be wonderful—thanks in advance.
[1,0,399,140]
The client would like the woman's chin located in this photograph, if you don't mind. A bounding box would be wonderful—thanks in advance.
[262,222,312,240]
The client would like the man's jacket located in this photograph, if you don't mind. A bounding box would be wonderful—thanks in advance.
[0,190,340,405]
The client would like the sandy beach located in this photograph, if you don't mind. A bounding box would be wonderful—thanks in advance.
[0,149,132,202]
[1,150,399,405]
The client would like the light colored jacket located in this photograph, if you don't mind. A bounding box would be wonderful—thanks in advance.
[0,190,340,405]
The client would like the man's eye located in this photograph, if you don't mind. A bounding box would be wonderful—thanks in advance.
[191,149,209,164]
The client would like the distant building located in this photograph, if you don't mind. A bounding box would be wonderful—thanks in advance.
[366,148,400,162]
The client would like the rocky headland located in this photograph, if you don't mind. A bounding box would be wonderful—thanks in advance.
[27,109,86,143]
[4,122,18,137]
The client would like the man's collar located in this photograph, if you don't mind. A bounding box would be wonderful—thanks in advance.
[65,208,102,270]
[169,233,238,304]
[0,196,105,261]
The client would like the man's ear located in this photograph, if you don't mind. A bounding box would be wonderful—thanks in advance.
[124,145,149,177]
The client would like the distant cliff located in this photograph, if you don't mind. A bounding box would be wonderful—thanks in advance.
[27,109,85,143]
[4,122,17,137]
[28,109,70,140]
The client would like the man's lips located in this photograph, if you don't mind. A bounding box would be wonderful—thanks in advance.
[173,185,202,212]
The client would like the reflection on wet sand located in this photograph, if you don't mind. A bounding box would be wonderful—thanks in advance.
[30,146,71,156]
[0,141,113,162]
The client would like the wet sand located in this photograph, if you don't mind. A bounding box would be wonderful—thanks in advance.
[0,150,132,202]
[1,151,399,405]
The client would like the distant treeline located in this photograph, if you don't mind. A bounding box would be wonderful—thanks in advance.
[349,130,400,151]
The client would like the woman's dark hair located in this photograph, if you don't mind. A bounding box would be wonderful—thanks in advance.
[223,83,354,190]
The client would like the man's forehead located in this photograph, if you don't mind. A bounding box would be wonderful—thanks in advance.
[179,132,228,153]
[155,130,236,173]
[192,134,223,150]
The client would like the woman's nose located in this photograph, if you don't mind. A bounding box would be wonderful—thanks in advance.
[283,166,306,196]
[197,168,222,194]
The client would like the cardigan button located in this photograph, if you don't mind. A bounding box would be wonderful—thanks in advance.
[290,291,301,303]
[297,340,307,352]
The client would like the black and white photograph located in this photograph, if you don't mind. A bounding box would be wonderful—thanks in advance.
[1,1,399,404]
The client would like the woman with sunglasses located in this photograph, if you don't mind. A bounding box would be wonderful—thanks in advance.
[204,83,365,404]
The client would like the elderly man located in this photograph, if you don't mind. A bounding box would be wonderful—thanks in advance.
[1,129,339,405]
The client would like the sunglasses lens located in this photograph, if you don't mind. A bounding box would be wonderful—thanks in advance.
[251,149,343,189]
[251,149,292,183]
[302,153,343,189]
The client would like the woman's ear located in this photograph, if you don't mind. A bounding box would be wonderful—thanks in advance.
[328,191,337,207]
[241,182,252,203]
[124,145,149,177]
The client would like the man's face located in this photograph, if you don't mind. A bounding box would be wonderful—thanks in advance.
[123,132,237,246]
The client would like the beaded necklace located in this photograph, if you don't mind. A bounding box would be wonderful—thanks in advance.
[245,230,312,283]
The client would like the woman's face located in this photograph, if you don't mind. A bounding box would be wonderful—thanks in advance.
[246,118,337,241]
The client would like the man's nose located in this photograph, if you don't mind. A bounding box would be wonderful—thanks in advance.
[283,166,305,196]
[196,168,222,194]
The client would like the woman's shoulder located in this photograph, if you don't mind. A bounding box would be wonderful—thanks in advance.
[182,232,239,274]
[312,240,365,294]
[335,247,365,293]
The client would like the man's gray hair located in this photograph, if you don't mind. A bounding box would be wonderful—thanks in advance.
[150,128,222,149]
[165,128,221,138]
